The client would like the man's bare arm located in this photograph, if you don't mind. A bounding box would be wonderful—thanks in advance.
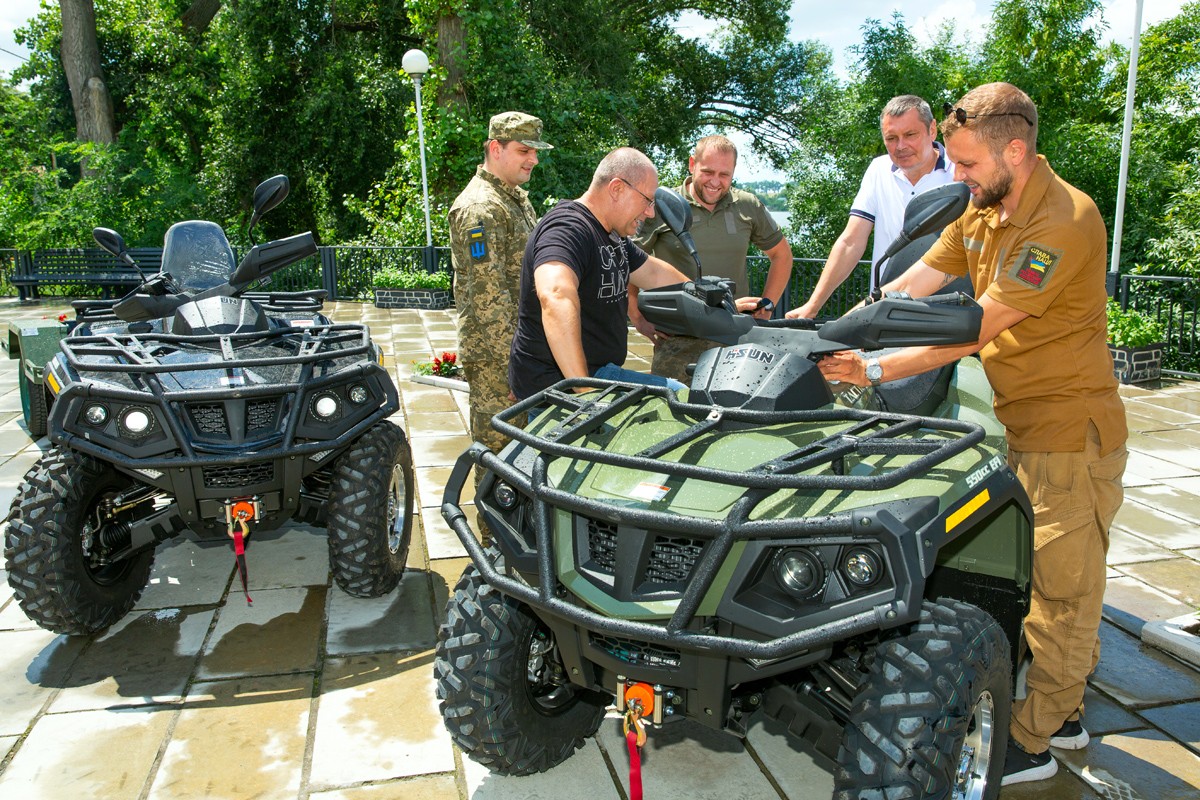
[534,262,589,383]
[788,216,873,319]
[818,292,1030,386]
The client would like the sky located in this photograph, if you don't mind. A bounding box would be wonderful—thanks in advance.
[0,0,1187,181]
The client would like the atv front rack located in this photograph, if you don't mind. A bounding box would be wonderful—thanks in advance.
[59,321,371,374]
[443,378,990,661]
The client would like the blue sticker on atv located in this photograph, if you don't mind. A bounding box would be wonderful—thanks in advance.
[468,225,487,260]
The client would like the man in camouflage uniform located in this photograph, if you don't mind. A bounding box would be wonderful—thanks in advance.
[448,112,552,495]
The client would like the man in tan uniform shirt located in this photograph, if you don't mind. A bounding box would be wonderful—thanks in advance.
[819,83,1127,787]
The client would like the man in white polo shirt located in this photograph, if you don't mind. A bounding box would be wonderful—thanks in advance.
[790,95,955,320]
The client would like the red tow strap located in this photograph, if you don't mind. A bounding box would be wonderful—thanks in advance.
[233,529,253,605]
[626,729,643,800]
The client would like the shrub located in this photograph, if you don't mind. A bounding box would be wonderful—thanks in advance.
[1106,300,1166,348]
[372,266,452,290]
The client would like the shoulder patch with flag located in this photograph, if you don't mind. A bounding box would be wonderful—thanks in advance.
[1009,242,1063,290]
[468,225,487,260]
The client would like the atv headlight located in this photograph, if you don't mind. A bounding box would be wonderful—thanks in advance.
[843,548,882,588]
[84,404,109,426]
[493,481,518,510]
[312,393,340,419]
[120,407,153,437]
[348,384,369,405]
[774,548,826,600]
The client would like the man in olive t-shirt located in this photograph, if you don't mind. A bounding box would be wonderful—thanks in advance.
[818,83,1127,788]
[630,135,793,382]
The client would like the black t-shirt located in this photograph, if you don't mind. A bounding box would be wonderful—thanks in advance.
[508,200,648,399]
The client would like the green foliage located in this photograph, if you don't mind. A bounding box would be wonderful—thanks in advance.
[372,265,452,289]
[1106,300,1165,347]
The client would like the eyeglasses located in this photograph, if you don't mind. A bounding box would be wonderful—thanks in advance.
[943,102,1034,127]
[618,177,656,211]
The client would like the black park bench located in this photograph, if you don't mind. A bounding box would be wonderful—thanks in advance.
[11,248,162,301]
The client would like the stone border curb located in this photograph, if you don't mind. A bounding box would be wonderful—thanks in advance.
[410,373,469,392]
[1142,612,1200,670]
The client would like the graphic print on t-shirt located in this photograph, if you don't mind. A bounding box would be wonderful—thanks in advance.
[597,242,628,301]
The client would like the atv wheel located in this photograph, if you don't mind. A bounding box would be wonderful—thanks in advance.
[4,448,155,635]
[18,366,48,438]
[327,421,413,597]
[835,598,1011,800]
[435,551,608,775]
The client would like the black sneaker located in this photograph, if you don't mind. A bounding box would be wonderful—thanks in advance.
[1001,739,1058,786]
[1050,718,1090,750]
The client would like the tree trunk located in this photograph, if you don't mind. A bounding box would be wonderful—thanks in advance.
[437,12,468,110]
[59,0,116,149]
[181,0,222,35]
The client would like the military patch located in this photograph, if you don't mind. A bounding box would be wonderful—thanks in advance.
[468,225,487,260]
[1009,242,1063,290]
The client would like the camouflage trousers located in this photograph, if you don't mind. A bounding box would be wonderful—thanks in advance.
[463,358,524,544]
[651,334,722,384]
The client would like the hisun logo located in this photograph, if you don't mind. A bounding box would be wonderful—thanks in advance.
[722,347,775,365]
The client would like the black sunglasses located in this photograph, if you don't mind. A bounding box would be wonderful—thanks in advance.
[943,102,1034,127]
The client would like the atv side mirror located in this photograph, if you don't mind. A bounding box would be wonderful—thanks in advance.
[653,187,703,280]
[871,182,970,292]
[94,226,149,281]
[247,175,290,243]
[93,227,128,259]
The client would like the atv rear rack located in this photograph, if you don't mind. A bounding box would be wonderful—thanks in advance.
[442,378,994,661]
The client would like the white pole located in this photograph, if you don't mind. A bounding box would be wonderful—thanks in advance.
[1110,0,1145,276]
[413,76,434,249]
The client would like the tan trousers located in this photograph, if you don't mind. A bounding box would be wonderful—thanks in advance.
[1007,422,1127,754]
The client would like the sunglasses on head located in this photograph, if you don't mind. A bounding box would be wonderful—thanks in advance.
[943,102,1034,127]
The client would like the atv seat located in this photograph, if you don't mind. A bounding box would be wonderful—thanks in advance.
[874,353,958,417]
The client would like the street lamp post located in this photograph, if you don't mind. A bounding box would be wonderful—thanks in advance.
[402,48,435,272]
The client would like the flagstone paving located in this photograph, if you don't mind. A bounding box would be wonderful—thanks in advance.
[0,299,1197,799]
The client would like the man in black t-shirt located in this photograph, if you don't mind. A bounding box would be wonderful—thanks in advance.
[508,148,692,400]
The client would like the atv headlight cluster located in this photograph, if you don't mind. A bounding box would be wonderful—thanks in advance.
[493,481,519,510]
[72,400,167,449]
[297,380,382,438]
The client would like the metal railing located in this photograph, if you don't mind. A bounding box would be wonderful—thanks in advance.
[746,255,869,318]
[1116,273,1200,378]
[5,243,1195,377]
[1,245,452,302]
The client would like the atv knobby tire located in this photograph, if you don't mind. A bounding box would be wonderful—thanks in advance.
[327,421,413,597]
[18,366,48,438]
[435,550,608,775]
[4,447,155,635]
[835,598,1011,800]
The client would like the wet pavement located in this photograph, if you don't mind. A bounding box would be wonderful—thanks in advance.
[0,299,1197,799]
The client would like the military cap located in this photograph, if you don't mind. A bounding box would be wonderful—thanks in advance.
[488,111,553,149]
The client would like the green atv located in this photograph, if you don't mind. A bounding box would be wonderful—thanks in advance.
[434,184,1032,799]
[4,316,68,438]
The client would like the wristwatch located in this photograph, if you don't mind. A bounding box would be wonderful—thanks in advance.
[865,358,884,386]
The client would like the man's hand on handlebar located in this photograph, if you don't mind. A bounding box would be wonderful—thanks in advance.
[736,296,774,320]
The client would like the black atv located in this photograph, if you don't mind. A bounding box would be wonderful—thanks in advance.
[434,183,1032,799]
[4,175,414,636]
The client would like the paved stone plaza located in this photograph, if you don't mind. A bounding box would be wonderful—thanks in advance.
[0,300,1197,799]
